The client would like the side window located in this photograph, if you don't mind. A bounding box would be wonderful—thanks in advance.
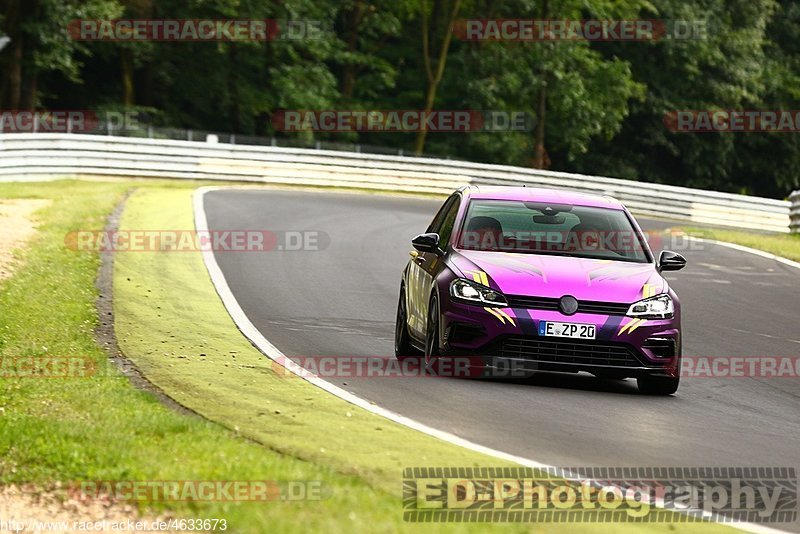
[427,195,458,234]
[436,196,461,250]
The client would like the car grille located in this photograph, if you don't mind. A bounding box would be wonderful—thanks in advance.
[505,295,630,316]
[493,336,643,368]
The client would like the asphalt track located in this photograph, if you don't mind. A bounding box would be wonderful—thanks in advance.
[204,189,800,525]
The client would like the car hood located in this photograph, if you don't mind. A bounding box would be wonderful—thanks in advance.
[449,249,665,303]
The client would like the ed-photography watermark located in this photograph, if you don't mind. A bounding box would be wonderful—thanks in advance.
[665,110,800,133]
[272,110,534,133]
[0,110,141,133]
[64,230,329,253]
[74,480,326,502]
[67,19,331,42]
[404,467,797,523]
[455,19,708,41]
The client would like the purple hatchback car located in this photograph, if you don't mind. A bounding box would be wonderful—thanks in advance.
[395,186,687,395]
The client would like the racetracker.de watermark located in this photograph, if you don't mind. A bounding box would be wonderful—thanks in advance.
[403,467,797,523]
[455,19,708,41]
[457,229,707,254]
[681,357,800,378]
[64,230,328,252]
[665,110,800,132]
[268,355,531,379]
[67,19,330,41]
[271,110,534,133]
[72,480,324,502]
[0,110,140,133]
[0,356,97,378]
[266,355,800,380]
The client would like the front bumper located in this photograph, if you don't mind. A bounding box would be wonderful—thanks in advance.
[440,299,680,379]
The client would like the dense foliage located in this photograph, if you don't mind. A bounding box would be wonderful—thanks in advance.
[1,0,798,198]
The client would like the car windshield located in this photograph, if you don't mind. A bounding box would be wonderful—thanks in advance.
[457,199,650,263]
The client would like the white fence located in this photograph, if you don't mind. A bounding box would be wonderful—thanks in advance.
[791,190,800,233]
[0,133,793,233]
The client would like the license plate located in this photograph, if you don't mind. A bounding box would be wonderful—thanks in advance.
[538,321,596,340]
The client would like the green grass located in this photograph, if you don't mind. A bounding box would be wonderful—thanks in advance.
[114,188,520,488]
[674,226,800,263]
[0,179,741,533]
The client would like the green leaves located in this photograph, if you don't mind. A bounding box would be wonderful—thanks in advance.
[1,0,797,196]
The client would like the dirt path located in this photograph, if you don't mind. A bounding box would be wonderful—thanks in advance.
[0,485,180,533]
[0,199,51,281]
[1,199,182,532]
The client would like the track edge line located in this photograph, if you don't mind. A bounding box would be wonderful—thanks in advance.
[194,186,791,534]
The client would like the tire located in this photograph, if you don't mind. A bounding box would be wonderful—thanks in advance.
[424,295,441,373]
[394,287,421,361]
[637,375,680,395]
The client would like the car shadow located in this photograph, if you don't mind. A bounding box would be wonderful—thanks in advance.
[506,372,643,395]
[473,371,639,396]
[411,358,647,395]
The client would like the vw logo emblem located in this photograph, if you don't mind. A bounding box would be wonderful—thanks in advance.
[559,295,579,315]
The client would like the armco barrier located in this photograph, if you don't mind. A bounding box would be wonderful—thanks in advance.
[0,133,792,233]
[791,190,800,234]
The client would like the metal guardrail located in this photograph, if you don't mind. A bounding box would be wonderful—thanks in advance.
[791,190,800,234]
[4,119,468,159]
[0,133,793,233]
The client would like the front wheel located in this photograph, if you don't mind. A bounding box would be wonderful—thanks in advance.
[394,288,421,361]
[424,296,441,372]
[637,375,680,395]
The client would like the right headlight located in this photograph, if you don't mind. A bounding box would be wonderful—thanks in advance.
[626,294,674,319]
[450,278,507,307]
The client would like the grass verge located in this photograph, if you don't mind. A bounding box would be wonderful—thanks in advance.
[0,179,740,533]
[676,226,800,263]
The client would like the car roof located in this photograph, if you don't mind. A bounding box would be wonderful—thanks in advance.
[461,185,625,210]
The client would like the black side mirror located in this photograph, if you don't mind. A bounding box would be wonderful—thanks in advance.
[412,233,441,254]
[658,250,687,272]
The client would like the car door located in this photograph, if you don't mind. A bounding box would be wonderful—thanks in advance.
[407,194,458,338]
[415,194,461,337]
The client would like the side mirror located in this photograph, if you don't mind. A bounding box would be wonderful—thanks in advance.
[658,250,687,272]
[412,233,441,254]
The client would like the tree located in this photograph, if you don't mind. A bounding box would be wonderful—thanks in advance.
[0,0,121,109]
[334,0,412,104]
[415,0,462,155]
[572,0,780,195]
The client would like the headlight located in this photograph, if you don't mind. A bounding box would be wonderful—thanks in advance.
[450,278,507,307]
[626,294,674,319]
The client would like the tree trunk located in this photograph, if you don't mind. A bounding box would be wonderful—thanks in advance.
[414,79,439,155]
[121,48,135,107]
[532,81,547,168]
[532,0,549,169]
[6,39,23,109]
[1,0,21,108]
[414,0,462,156]
[340,0,364,101]
[227,46,240,133]
[20,71,37,110]
[140,62,154,107]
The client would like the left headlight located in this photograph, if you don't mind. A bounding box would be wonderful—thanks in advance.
[626,294,674,319]
[450,278,508,307]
